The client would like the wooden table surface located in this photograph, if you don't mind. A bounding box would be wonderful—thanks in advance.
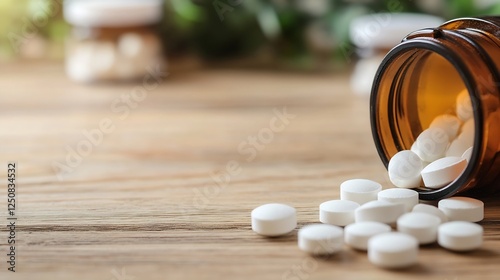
[0,62,499,280]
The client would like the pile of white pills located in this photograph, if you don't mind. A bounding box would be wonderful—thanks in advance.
[388,88,474,190]
[251,178,485,269]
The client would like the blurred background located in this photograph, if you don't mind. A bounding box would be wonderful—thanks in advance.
[1,0,498,71]
[1,2,499,279]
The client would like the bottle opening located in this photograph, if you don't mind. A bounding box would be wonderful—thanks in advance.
[372,45,478,198]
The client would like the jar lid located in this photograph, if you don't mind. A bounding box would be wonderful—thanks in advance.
[349,13,444,49]
[64,0,163,27]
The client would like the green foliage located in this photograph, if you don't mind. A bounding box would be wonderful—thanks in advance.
[0,0,498,67]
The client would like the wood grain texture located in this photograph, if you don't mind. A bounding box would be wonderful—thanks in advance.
[0,62,500,280]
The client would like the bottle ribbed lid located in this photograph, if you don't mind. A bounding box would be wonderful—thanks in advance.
[64,0,163,27]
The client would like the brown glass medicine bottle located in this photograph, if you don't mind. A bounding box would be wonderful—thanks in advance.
[370,17,500,200]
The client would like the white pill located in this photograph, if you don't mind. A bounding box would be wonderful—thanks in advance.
[461,118,475,135]
[438,221,483,251]
[251,203,297,236]
[446,136,472,157]
[458,118,475,145]
[388,150,423,189]
[421,156,467,189]
[413,127,450,162]
[298,224,344,255]
[340,179,382,205]
[430,114,462,140]
[118,33,144,58]
[355,200,405,225]
[368,232,418,269]
[66,43,97,82]
[456,89,473,121]
[344,221,391,250]
[397,212,440,244]
[411,142,432,167]
[438,197,484,222]
[378,188,419,212]
[319,200,360,226]
[412,203,448,224]
[462,146,473,162]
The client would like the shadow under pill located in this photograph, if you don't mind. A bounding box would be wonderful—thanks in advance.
[385,263,433,274]
[445,248,499,258]
[261,230,297,242]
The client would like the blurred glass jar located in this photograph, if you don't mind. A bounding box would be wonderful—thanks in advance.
[63,0,164,83]
[349,13,444,96]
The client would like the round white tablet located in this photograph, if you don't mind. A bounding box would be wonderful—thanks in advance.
[368,232,419,269]
[298,224,344,255]
[446,137,472,157]
[421,156,467,189]
[438,197,484,222]
[438,221,483,251]
[460,118,475,144]
[355,200,405,225]
[413,127,450,162]
[430,114,462,140]
[344,221,391,251]
[461,146,473,162]
[118,33,144,58]
[377,188,419,212]
[340,179,382,205]
[412,203,448,224]
[319,200,360,226]
[456,89,473,122]
[388,150,423,189]
[397,212,440,244]
[251,203,297,236]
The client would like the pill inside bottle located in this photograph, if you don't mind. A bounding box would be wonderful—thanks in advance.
[371,17,500,200]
